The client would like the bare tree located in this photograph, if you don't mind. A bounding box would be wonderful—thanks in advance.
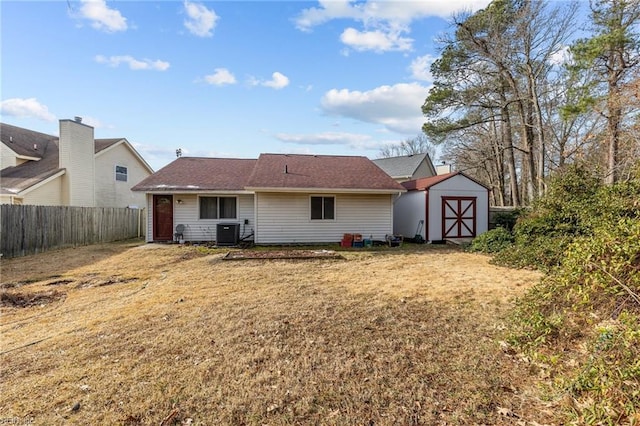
[378,133,437,160]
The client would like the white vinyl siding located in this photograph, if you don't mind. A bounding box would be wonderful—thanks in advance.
[393,190,425,240]
[95,142,151,208]
[254,192,394,244]
[144,194,153,242]
[22,177,64,206]
[1,143,18,169]
[171,194,254,241]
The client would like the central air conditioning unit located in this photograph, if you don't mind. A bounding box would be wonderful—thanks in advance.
[216,223,240,246]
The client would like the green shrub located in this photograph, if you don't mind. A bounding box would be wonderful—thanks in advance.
[468,227,514,253]
[493,164,603,270]
[507,195,640,424]
[493,234,573,271]
[492,209,523,232]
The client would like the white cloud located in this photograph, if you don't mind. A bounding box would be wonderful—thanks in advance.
[295,0,491,30]
[320,82,431,134]
[0,98,56,122]
[95,55,170,71]
[295,0,491,52]
[264,72,290,89]
[410,54,437,82]
[184,1,218,37]
[77,0,128,33]
[77,116,104,128]
[275,131,379,149]
[204,68,237,86]
[340,27,412,52]
[550,45,572,66]
[250,72,290,90]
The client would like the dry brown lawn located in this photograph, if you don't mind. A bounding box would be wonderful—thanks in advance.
[0,241,554,425]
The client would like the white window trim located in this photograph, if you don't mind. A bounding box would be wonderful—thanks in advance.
[115,165,128,182]
[309,194,336,221]
[197,195,239,221]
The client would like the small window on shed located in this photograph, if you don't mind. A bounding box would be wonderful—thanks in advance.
[115,165,128,182]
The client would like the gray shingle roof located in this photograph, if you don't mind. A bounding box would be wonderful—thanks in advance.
[372,153,433,179]
[0,123,127,195]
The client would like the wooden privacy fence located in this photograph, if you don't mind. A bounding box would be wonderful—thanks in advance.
[1,205,146,259]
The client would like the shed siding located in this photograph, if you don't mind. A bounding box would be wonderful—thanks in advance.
[427,175,488,241]
[393,190,425,239]
[254,192,393,244]
[95,143,151,208]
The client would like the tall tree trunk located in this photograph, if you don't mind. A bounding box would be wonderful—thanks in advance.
[500,95,520,207]
[528,68,547,197]
[490,117,506,206]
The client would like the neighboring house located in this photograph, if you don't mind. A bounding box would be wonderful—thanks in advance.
[372,153,437,183]
[1,118,153,207]
[394,172,489,242]
[132,154,406,244]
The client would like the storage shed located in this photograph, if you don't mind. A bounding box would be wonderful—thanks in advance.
[393,172,489,242]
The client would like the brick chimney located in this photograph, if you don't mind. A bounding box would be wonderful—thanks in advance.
[59,118,95,206]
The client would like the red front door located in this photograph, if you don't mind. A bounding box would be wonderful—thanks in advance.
[442,196,476,238]
[153,195,173,241]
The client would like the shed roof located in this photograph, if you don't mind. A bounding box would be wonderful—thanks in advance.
[402,172,490,191]
[246,154,405,192]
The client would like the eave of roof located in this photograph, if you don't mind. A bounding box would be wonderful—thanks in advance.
[245,187,405,194]
[402,171,490,191]
[95,138,154,173]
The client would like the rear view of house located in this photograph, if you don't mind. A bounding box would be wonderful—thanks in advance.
[132,153,406,245]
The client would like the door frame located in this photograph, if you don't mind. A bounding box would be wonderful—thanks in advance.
[441,196,477,239]
[153,194,174,241]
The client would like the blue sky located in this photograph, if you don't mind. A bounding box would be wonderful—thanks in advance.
[1,0,493,170]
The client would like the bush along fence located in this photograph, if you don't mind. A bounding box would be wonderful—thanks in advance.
[0,205,146,259]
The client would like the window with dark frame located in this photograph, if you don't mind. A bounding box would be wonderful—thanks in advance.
[311,196,335,220]
[199,196,237,220]
[115,165,128,182]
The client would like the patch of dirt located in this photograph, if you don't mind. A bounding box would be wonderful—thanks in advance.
[0,290,65,308]
[0,279,40,289]
[75,276,138,289]
[46,279,75,286]
[223,249,344,260]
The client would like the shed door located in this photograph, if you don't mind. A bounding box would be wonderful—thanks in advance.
[442,196,476,238]
[153,195,173,241]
